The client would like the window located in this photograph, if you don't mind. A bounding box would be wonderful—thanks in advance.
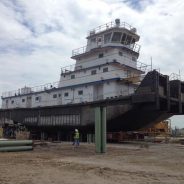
[35,96,41,102]
[119,51,123,56]
[98,53,104,58]
[103,67,108,73]
[22,99,25,103]
[104,32,112,43]
[53,94,57,98]
[132,38,135,43]
[112,32,122,42]
[6,100,8,104]
[97,37,102,42]
[97,37,102,45]
[78,90,83,95]
[71,74,75,79]
[126,35,132,45]
[132,57,136,61]
[58,94,61,97]
[91,70,96,75]
[91,38,96,43]
[121,33,127,44]
[64,92,69,97]
[11,100,14,104]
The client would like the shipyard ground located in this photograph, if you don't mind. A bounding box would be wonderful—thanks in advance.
[0,142,184,184]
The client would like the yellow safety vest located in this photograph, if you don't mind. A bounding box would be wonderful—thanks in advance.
[74,132,79,139]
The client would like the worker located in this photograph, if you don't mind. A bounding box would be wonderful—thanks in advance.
[73,129,80,147]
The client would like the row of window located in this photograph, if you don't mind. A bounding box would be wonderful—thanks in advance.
[98,51,136,61]
[69,67,108,79]
[91,32,136,45]
[11,99,25,104]
[118,51,136,61]
[64,90,83,97]
[98,52,136,62]
[8,90,84,104]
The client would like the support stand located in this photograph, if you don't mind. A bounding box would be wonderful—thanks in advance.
[95,107,106,153]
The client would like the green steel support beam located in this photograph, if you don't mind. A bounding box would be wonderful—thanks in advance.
[95,106,107,153]
[95,107,101,153]
[101,107,107,153]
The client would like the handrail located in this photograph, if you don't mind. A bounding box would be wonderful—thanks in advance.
[88,21,135,36]
[169,73,181,81]
[72,45,87,57]
[1,81,60,98]
[61,65,76,74]
[72,42,141,57]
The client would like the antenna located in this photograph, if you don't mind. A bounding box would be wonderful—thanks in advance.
[150,56,153,71]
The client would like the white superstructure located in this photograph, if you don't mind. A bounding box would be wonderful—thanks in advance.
[1,19,148,109]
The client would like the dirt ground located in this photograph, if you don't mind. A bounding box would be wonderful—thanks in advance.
[0,142,184,184]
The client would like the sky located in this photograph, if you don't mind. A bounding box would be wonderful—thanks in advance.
[0,0,184,128]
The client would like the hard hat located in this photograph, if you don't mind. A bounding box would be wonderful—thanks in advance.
[75,129,78,132]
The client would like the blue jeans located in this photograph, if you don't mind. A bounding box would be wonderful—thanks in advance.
[73,138,80,146]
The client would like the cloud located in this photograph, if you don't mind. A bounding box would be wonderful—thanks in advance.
[0,0,184,127]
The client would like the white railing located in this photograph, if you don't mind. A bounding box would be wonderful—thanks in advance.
[121,42,141,53]
[2,81,60,98]
[137,61,151,73]
[169,73,181,81]
[61,64,76,74]
[72,45,87,57]
[72,42,141,57]
[88,21,135,36]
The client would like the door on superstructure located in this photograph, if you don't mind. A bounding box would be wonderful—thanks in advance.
[93,84,103,101]
[26,96,32,108]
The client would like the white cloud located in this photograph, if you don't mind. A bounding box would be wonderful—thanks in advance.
[0,0,184,127]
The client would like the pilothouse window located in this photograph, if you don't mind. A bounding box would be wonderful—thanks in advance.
[121,33,127,44]
[104,32,112,43]
[112,32,122,42]
[126,35,132,45]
